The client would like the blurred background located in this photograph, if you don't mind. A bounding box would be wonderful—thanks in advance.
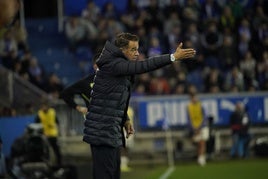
[0,0,268,178]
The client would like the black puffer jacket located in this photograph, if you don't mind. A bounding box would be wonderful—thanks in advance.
[83,41,172,147]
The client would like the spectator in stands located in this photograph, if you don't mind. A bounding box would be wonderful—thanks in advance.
[84,32,195,178]
[120,13,135,33]
[257,51,268,90]
[163,11,181,35]
[148,26,169,54]
[35,101,62,166]
[81,1,100,24]
[186,92,209,166]
[239,51,257,90]
[102,2,119,19]
[181,39,202,72]
[253,20,268,60]
[181,6,199,31]
[126,0,139,15]
[200,0,221,22]
[164,62,187,93]
[134,9,149,30]
[20,49,32,73]
[132,84,146,96]
[148,36,171,95]
[227,0,244,20]
[65,16,87,51]
[10,20,28,51]
[0,30,18,69]
[28,57,46,89]
[134,73,151,96]
[3,48,19,70]
[184,23,201,52]
[237,18,252,58]
[45,73,64,99]
[229,102,250,158]
[166,21,182,54]
[219,6,236,31]
[149,76,171,95]
[121,0,138,32]
[106,17,125,39]
[224,66,245,91]
[252,5,267,33]
[218,29,237,71]
[163,0,182,18]
[80,10,98,49]
[173,83,186,94]
[148,36,163,57]
[204,67,224,92]
[12,60,22,75]
[184,0,201,19]
[200,21,223,68]
[142,0,164,31]
[135,27,149,55]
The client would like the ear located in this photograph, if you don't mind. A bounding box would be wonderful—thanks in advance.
[120,47,126,53]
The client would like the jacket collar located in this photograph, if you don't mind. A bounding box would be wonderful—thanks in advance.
[104,41,125,58]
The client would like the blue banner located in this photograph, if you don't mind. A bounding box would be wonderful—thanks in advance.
[132,93,268,129]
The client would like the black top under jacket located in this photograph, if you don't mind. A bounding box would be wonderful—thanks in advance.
[60,74,95,109]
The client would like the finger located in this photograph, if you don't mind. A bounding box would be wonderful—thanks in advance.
[182,49,195,52]
[127,131,132,138]
[183,54,195,59]
[184,50,196,55]
[185,51,196,56]
[178,42,183,49]
[181,54,195,59]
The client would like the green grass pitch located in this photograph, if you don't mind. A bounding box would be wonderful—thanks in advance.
[122,158,268,179]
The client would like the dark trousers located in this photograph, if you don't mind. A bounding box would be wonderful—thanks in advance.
[90,145,121,179]
[47,137,62,166]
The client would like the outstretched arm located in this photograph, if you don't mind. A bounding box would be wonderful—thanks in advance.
[112,43,196,75]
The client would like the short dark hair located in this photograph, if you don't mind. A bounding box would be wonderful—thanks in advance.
[114,32,139,48]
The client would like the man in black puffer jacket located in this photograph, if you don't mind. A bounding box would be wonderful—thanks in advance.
[84,32,196,179]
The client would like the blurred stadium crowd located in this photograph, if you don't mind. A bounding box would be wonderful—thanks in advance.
[0,0,268,116]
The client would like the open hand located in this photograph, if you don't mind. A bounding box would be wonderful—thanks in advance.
[76,105,88,114]
[124,121,135,138]
[173,43,196,60]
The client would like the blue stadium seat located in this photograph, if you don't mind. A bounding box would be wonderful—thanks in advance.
[26,18,84,86]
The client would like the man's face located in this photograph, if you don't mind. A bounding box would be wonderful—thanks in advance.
[41,104,49,112]
[121,40,139,61]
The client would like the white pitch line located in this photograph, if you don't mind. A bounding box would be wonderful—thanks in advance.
[159,166,175,179]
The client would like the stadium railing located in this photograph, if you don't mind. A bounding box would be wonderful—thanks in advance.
[0,65,48,114]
